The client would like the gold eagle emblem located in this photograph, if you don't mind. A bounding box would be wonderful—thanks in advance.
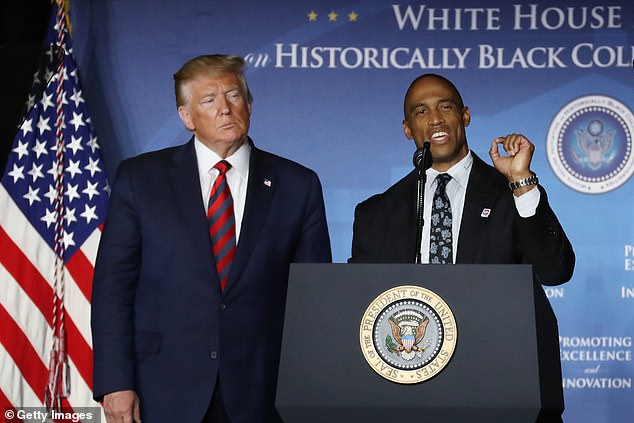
[388,315,429,353]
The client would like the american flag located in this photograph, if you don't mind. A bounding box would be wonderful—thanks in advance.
[0,1,108,418]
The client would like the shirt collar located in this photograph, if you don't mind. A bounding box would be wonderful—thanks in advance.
[426,150,473,189]
[194,137,251,181]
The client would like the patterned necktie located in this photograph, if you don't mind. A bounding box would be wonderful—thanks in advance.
[429,173,453,264]
[207,160,236,291]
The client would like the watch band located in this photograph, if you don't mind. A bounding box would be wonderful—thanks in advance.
[508,173,538,191]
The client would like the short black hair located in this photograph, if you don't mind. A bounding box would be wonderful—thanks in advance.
[403,74,465,118]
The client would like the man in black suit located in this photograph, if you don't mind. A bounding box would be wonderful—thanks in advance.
[350,74,574,286]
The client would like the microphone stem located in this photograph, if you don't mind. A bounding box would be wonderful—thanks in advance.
[415,166,427,264]
[413,142,431,264]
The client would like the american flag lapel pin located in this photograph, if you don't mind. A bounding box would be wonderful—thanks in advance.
[481,208,491,218]
[263,178,272,188]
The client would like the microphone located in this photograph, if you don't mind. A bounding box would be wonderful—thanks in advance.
[413,142,433,170]
[413,142,432,264]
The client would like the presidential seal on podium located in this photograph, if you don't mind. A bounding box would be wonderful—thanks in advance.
[359,285,457,384]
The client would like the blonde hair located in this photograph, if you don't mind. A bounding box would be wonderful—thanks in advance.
[173,54,253,108]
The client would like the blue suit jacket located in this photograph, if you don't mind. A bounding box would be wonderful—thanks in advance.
[91,139,331,422]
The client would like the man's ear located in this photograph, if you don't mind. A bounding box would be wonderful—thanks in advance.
[462,106,471,128]
[403,119,413,140]
[178,106,194,131]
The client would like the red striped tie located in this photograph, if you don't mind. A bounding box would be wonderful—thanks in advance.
[207,160,236,291]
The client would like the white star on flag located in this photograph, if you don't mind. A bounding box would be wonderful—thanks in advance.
[23,186,42,206]
[80,204,99,224]
[69,111,85,131]
[84,156,102,176]
[36,115,52,134]
[66,159,83,178]
[40,92,55,112]
[63,207,77,225]
[19,119,33,137]
[41,208,57,228]
[67,135,84,155]
[7,164,25,183]
[82,180,100,200]
[69,87,85,108]
[32,139,49,158]
[65,183,81,202]
[12,140,29,159]
[27,162,45,182]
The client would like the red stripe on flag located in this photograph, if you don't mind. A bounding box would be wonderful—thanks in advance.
[0,225,53,325]
[0,226,94,393]
[0,388,24,423]
[64,315,93,391]
[0,304,48,402]
[66,249,94,302]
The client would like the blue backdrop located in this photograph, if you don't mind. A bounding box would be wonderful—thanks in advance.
[70,1,633,421]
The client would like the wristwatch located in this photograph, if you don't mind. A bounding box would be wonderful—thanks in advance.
[508,173,538,191]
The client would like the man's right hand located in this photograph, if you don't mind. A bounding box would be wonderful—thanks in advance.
[103,390,141,423]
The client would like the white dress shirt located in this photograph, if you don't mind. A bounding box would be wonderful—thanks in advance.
[194,138,250,243]
[419,151,540,263]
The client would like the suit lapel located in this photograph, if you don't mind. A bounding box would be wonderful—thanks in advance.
[456,153,500,263]
[223,146,275,294]
[168,139,219,283]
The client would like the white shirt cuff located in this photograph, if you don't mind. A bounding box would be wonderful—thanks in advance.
[514,186,540,217]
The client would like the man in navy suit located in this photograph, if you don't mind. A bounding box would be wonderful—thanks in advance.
[350,74,574,286]
[91,54,331,422]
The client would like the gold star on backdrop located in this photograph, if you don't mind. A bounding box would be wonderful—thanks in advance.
[306,10,359,23]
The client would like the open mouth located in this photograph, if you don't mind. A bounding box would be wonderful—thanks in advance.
[430,131,449,143]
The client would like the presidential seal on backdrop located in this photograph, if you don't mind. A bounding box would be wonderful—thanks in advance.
[359,285,457,384]
[547,95,634,194]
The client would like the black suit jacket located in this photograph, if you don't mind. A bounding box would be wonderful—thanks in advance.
[350,152,574,285]
[91,139,331,422]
